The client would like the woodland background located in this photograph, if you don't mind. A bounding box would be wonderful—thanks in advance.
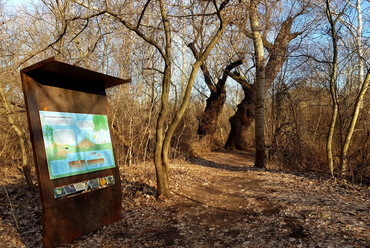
[0,0,369,191]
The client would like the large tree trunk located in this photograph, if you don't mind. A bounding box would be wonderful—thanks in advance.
[225,86,255,150]
[225,4,302,155]
[188,41,243,150]
[197,60,243,149]
[198,85,227,146]
[225,73,255,150]
[250,0,266,168]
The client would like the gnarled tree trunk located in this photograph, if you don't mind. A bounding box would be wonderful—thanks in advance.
[225,3,303,160]
[225,72,255,150]
[197,85,227,146]
[193,58,243,150]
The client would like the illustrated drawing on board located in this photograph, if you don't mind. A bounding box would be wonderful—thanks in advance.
[39,111,116,179]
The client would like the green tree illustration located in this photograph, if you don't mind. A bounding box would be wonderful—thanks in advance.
[92,115,108,132]
[43,125,55,156]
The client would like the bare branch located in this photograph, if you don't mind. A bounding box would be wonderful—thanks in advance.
[72,0,168,61]
[229,70,251,87]
[16,19,69,68]
[188,42,216,92]
[68,18,89,44]
[137,0,152,29]
[143,67,164,74]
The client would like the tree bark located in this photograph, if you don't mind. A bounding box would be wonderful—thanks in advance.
[153,0,172,197]
[198,83,227,148]
[340,0,368,174]
[225,4,302,155]
[192,58,243,149]
[249,0,266,168]
[325,0,339,177]
[225,72,255,150]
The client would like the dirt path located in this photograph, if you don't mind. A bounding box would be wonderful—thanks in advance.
[0,150,369,247]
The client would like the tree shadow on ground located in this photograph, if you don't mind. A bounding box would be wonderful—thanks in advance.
[187,156,258,172]
[121,178,158,197]
[186,149,337,184]
[187,149,258,172]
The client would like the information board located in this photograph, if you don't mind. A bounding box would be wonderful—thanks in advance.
[39,111,116,179]
[21,57,130,248]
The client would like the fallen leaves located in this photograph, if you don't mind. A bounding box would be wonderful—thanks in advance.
[0,151,369,247]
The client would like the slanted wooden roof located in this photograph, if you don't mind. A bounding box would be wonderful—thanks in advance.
[21,57,130,94]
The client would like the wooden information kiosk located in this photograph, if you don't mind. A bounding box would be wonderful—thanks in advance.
[21,57,130,248]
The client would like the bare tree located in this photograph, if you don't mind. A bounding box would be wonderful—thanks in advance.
[324,0,341,177]
[0,83,33,188]
[225,0,306,168]
[0,4,34,188]
[68,0,232,197]
[158,0,231,196]
[182,2,246,151]
[339,0,370,173]
[189,47,243,151]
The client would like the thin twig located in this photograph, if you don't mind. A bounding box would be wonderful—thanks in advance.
[2,185,20,231]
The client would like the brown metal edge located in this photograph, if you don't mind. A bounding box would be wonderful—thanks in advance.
[20,57,56,75]
[21,57,131,89]
[48,60,131,88]
[20,72,49,243]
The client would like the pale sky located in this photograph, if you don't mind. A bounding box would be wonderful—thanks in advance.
[5,0,31,7]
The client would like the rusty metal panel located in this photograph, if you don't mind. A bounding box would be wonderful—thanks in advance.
[21,58,128,248]
[21,57,131,90]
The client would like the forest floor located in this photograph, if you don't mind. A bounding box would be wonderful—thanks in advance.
[0,150,369,248]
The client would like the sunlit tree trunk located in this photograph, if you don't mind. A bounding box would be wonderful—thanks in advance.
[153,0,172,197]
[325,0,340,177]
[225,72,255,150]
[226,1,303,154]
[189,55,243,150]
[340,0,368,174]
[250,0,266,168]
